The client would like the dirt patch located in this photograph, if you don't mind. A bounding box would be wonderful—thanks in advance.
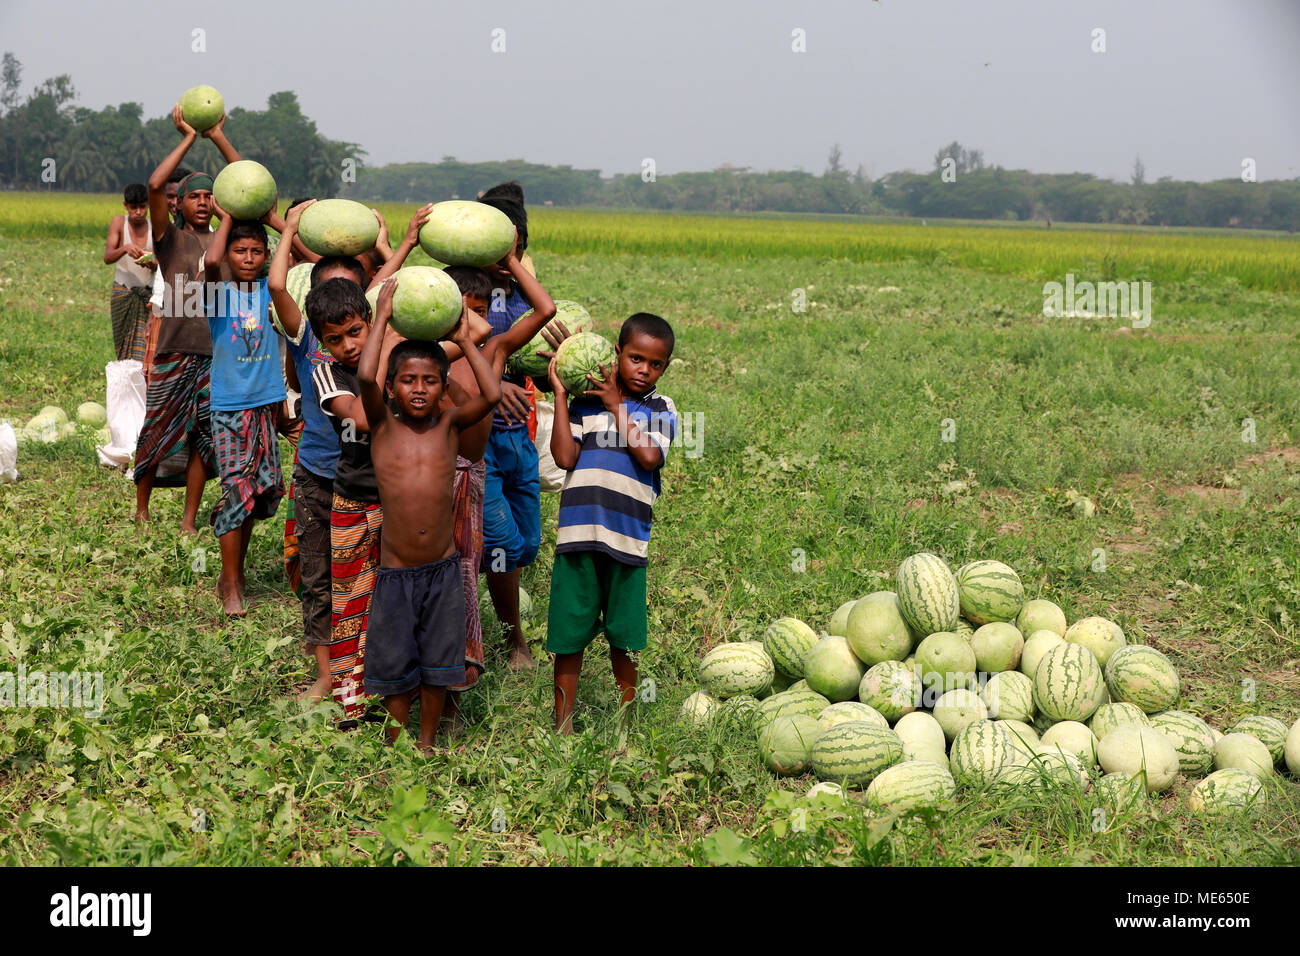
[996,521,1022,536]
[1166,484,1243,503]
[1241,446,1300,468]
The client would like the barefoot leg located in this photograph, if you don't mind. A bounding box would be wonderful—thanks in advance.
[134,467,155,524]
[180,443,206,534]
[217,525,246,616]
[417,686,447,753]
[383,692,413,745]
[300,644,333,702]
[488,567,534,670]
[554,650,583,735]
[610,647,638,733]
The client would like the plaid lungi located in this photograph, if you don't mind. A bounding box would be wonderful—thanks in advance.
[209,404,285,538]
[329,493,383,723]
[448,456,486,693]
[110,282,151,363]
[133,352,216,487]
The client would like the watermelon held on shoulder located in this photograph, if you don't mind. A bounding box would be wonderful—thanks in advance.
[554,332,618,396]
[507,300,592,377]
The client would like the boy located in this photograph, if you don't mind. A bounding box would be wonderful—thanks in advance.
[546,313,677,734]
[201,207,285,615]
[104,183,156,363]
[356,278,501,751]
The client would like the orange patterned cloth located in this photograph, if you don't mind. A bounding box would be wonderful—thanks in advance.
[448,456,486,692]
[328,493,383,723]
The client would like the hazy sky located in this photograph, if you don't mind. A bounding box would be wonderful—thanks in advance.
[3,0,1298,182]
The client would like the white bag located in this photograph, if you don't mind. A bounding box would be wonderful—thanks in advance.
[535,400,567,493]
[0,423,17,483]
[96,359,146,469]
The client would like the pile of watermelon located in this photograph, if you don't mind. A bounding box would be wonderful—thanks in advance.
[6,403,110,448]
[682,551,1300,817]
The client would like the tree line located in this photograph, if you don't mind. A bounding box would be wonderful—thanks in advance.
[2,53,1296,232]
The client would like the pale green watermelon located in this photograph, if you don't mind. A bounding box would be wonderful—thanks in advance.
[298,199,380,257]
[417,200,516,267]
[1104,645,1180,714]
[754,688,831,730]
[76,402,107,427]
[718,694,761,731]
[971,622,1024,673]
[1287,717,1300,775]
[1213,733,1273,780]
[1150,710,1216,776]
[996,719,1040,760]
[893,711,947,753]
[763,617,819,679]
[1090,702,1150,740]
[802,635,867,703]
[955,560,1024,625]
[858,660,920,722]
[1189,768,1265,814]
[213,160,277,220]
[949,720,1016,788]
[1097,724,1179,792]
[818,701,888,732]
[1039,720,1099,767]
[699,642,774,699]
[1019,630,1066,679]
[680,691,717,726]
[507,300,592,377]
[1032,643,1105,722]
[1015,598,1067,639]
[759,714,824,775]
[932,688,989,742]
[828,600,858,637]
[555,332,617,396]
[844,591,911,664]
[1064,616,1126,668]
[1094,771,1147,814]
[895,553,960,636]
[1229,715,1288,766]
[914,631,976,694]
[180,84,224,131]
[866,760,955,812]
[810,721,903,787]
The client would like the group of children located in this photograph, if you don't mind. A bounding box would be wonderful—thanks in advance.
[109,104,679,743]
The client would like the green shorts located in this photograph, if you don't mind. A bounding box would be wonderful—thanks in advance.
[546,550,648,655]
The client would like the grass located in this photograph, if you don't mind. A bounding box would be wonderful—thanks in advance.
[0,198,1298,866]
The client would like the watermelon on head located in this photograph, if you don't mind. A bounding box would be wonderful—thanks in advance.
[298,199,380,257]
[386,267,464,342]
[418,200,516,267]
[507,300,592,377]
[554,332,618,395]
[180,84,224,131]
[213,160,278,221]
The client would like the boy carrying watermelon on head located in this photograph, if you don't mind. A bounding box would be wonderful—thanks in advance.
[545,313,677,734]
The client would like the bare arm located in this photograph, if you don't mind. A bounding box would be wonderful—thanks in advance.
[148,105,197,241]
[103,216,127,264]
[202,113,242,164]
[357,278,397,432]
[268,200,311,339]
[546,358,580,472]
[203,202,234,274]
[586,367,665,471]
[440,302,492,362]
[449,318,502,429]
[482,242,557,365]
[264,209,321,263]
[367,204,431,290]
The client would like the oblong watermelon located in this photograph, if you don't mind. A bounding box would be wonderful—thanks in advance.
[1150,710,1216,776]
[699,642,774,699]
[866,761,955,812]
[1104,644,1180,714]
[298,199,380,257]
[1032,643,1105,722]
[763,617,819,679]
[417,200,515,267]
[810,721,903,787]
[949,720,1016,788]
[1188,768,1265,814]
[895,553,960,636]
[955,560,1024,625]
[759,714,824,775]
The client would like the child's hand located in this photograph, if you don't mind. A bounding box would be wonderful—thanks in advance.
[498,227,520,266]
[201,112,227,139]
[450,305,475,347]
[538,317,574,360]
[376,276,397,323]
[122,242,147,260]
[258,191,280,225]
[404,203,433,245]
[372,208,389,248]
[171,103,196,138]
[586,363,621,410]
[210,197,228,222]
[546,356,566,399]
[284,198,314,232]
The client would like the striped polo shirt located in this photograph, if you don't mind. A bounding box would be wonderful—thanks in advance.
[486,283,534,431]
[555,389,677,567]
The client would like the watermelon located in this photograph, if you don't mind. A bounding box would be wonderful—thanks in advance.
[1104,645,1180,714]
[866,761,955,812]
[949,618,976,642]
[1064,616,1126,668]
[1229,715,1288,766]
[1015,598,1067,638]
[844,591,911,664]
[805,781,844,800]
[971,622,1024,673]
[900,741,949,772]
[1094,771,1147,813]
[818,701,888,732]
[517,587,533,619]
[893,712,947,753]
[764,671,795,697]
[895,553,960,636]
[1097,724,1179,792]
[754,689,832,730]
[1189,768,1265,814]
[1019,630,1066,679]
[718,694,760,731]
[1150,710,1216,776]
[298,199,380,257]
[955,560,1024,625]
[417,200,516,267]
[759,715,824,775]
[858,660,921,722]
[787,679,811,694]
[285,262,314,312]
[1213,733,1273,779]
[981,671,1035,722]
[384,266,465,342]
[30,406,68,428]
[180,84,224,132]
[763,617,819,679]
[914,632,976,694]
[1032,643,1105,722]
[1287,717,1300,775]
[507,300,592,377]
[699,642,774,699]
[1039,720,1099,767]
[213,160,277,221]
[1090,701,1150,740]
[802,636,867,703]
[994,752,1086,792]
[680,691,717,726]
[76,402,107,427]
[996,719,1040,760]
[828,600,858,637]
[1032,710,1057,736]
[949,720,1016,788]
[932,688,989,742]
[554,332,618,396]
[810,721,903,787]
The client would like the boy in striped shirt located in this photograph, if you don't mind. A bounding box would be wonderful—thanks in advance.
[545,313,677,734]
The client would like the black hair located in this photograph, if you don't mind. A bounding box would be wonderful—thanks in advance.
[228,220,268,250]
[287,197,314,211]
[386,339,449,391]
[443,265,492,301]
[619,312,675,356]
[305,276,371,342]
[358,248,386,276]
[167,167,192,186]
[123,183,147,205]
[310,255,366,288]
[479,181,527,253]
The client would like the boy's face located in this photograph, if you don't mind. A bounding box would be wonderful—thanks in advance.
[316,265,362,287]
[318,314,370,367]
[165,184,179,218]
[465,294,489,320]
[124,202,148,225]
[616,331,671,395]
[181,189,213,228]
[386,356,444,420]
[227,237,267,282]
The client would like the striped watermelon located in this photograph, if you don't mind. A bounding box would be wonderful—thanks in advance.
[555,332,617,395]
[858,660,921,722]
[950,618,976,642]
[949,720,1016,787]
[1150,710,1216,776]
[1094,771,1147,813]
[718,694,761,731]
[819,701,888,731]
[955,560,1025,625]
[1213,733,1273,779]
[754,689,832,730]
[787,679,811,693]
[1032,643,1105,722]
[1104,645,1180,714]
[802,636,867,703]
[844,591,913,665]
[763,617,820,678]
[810,721,903,786]
[764,671,795,697]
[971,622,1025,673]
[1090,702,1150,740]
[828,600,858,637]
[1019,630,1066,679]
[1022,750,1088,789]
[1287,718,1300,775]
[1064,616,1126,668]
[1015,599,1067,639]
[895,553,961,636]
[1189,768,1265,814]
[982,671,1035,722]
[680,691,717,726]
[866,761,956,812]
[699,642,774,699]
[1229,715,1288,766]
[1039,720,1099,767]
[893,711,947,752]
[806,781,844,800]
[759,715,824,775]
[996,719,1040,760]
[1097,724,1180,792]
[932,688,989,742]
[507,300,592,377]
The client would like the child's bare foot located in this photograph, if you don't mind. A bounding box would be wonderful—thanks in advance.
[179,521,200,536]
[133,509,151,526]
[218,579,246,617]
[297,675,333,703]
[506,639,536,671]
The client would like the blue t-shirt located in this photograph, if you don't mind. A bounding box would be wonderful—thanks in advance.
[486,284,534,431]
[205,276,285,412]
[273,312,339,481]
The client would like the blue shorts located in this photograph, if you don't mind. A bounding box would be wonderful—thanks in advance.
[482,427,541,573]
[362,553,466,695]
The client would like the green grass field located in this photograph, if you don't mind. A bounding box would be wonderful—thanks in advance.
[0,194,1297,865]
